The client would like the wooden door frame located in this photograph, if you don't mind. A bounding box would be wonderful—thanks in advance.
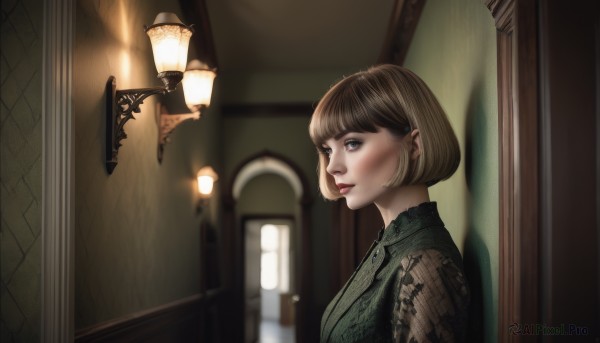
[485,1,540,341]
[222,150,314,342]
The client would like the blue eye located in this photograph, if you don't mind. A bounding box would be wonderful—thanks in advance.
[345,139,362,151]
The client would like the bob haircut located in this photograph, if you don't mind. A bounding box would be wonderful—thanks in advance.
[309,64,460,200]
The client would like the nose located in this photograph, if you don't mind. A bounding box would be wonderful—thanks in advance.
[325,150,345,175]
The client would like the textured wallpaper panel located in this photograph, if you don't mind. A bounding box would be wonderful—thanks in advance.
[0,0,43,341]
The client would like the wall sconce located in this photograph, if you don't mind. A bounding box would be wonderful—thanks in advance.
[105,12,193,174]
[157,60,217,162]
[182,59,217,112]
[196,166,218,213]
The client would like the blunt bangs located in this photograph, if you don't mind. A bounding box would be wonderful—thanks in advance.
[309,75,380,146]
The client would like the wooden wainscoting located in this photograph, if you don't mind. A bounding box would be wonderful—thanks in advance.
[74,289,225,343]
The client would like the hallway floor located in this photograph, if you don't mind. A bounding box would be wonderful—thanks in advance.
[260,319,295,343]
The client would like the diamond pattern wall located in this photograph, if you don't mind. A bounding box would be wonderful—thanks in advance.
[1,0,42,341]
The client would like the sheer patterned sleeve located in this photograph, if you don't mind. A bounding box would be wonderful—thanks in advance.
[392,249,469,343]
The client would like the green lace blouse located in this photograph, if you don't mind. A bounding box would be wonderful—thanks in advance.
[320,202,470,343]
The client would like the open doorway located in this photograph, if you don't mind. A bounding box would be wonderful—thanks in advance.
[223,151,313,343]
[245,218,295,343]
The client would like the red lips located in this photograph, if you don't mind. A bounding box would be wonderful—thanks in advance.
[336,183,354,194]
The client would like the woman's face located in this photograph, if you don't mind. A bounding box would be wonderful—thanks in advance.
[321,127,405,210]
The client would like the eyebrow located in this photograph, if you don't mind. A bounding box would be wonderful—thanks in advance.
[333,130,351,140]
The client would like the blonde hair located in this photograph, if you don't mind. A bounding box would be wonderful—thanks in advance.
[309,64,460,200]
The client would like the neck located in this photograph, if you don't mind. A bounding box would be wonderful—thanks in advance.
[374,184,430,227]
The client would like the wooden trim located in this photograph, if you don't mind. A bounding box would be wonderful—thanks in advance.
[222,103,315,117]
[378,0,427,65]
[41,0,75,342]
[485,0,540,341]
[74,292,223,342]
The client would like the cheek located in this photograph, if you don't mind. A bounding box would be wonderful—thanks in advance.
[355,147,399,181]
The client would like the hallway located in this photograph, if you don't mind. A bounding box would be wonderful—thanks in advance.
[260,320,294,343]
[3,0,599,342]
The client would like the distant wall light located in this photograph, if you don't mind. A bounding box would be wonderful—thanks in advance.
[197,166,218,197]
[105,12,193,174]
[198,175,215,195]
[197,166,218,213]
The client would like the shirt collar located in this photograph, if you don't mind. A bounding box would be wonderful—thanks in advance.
[379,201,444,246]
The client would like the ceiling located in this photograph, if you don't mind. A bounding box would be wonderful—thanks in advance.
[200,0,397,73]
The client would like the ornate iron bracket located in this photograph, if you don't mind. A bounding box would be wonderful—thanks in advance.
[105,76,166,174]
[156,103,202,163]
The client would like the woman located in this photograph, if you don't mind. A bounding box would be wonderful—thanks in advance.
[309,64,469,342]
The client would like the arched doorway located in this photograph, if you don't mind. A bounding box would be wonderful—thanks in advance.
[223,150,312,343]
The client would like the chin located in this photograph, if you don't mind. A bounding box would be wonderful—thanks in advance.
[344,198,371,210]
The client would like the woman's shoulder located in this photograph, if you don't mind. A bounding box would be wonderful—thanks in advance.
[395,248,467,286]
[385,224,463,262]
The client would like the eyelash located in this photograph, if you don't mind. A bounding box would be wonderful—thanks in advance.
[344,139,362,151]
[319,146,332,157]
[319,139,362,158]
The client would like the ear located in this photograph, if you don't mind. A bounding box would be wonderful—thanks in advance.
[409,129,422,160]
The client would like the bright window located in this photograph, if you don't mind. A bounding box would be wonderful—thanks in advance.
[261,225,279,290]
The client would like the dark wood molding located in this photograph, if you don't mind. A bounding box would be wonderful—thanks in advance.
[485,0,540,341]
[74,295,201,342]
[378,0,427,65]
[486,0,514,31]
[221,102,315,117]
[178,0,218,69]
[74,291,224,342]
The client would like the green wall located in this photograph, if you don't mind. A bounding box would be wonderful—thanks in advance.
[0,0,43,341]
[73,0,220,329]
[404,0,498,341]
[237,174,296,215]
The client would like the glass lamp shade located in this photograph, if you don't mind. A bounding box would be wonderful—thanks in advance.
[145,13,193,74]
[182,60,217,112]
[197,166,218,197]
